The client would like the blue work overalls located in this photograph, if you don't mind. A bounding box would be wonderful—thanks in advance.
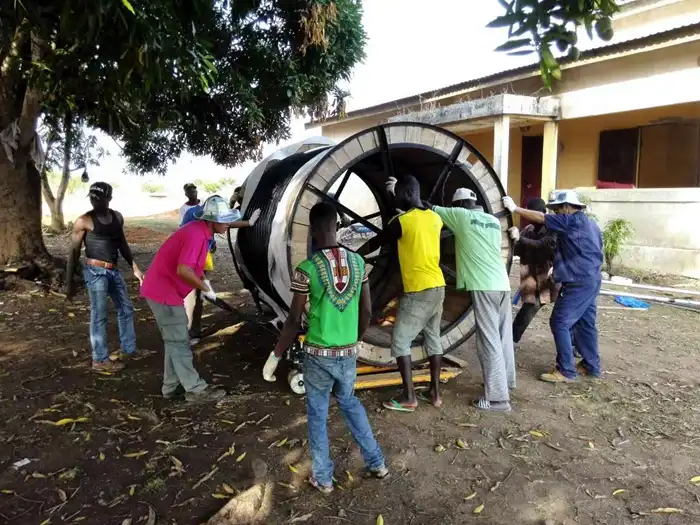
[544,212,604,379]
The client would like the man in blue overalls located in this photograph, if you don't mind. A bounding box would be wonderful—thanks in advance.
[503,190,603,383]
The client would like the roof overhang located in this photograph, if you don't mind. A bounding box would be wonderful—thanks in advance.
[388,94,560,133]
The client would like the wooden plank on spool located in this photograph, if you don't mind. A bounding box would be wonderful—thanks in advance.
[297,189,320,211]
[293,206,310,226]
[290,223,310,268]
[486,185,502,205]
[314,156,341,183]
[331,145,352,172]
[404,125,424,144]
[342,138,363,163]
[388,125,407,144]
[470,161,491,182]
[420,128,439,149]
[456,147,473,167]
[358,130,379,152]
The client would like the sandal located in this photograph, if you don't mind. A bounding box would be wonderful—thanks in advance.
[473,398,512,412]
[382,399,417,412]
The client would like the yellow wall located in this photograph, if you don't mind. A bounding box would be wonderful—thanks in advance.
[557,102,700,191]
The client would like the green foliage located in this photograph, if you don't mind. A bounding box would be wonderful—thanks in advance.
[602,218,634,273]
[141,182,165,194]
[2,0,366,173]
[490,0,620,88]
[577,194,598,222]
[191,177,238,194]
[45,171,88,195]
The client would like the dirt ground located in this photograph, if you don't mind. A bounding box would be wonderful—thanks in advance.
[1,221,700,525]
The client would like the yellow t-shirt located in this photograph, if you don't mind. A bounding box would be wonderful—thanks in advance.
[393,208,445,293]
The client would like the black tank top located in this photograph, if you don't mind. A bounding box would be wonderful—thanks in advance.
[84,210,123,264]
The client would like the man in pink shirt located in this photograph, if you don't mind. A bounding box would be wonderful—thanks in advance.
[142,195,260,403]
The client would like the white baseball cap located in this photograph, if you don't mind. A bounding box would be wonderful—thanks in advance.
[452,188,477,202]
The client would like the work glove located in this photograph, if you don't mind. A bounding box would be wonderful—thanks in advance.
[502,196,517,213]
[508,227,520,241]
[263,351,280,382]
[385,176,397,196]
[202,280,216,302]
[247,208,261,226]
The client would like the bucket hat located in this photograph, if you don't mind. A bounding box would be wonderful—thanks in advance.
[194,195,240,223]
[546,189,586,209]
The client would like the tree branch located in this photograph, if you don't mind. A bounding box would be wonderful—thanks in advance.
[40,168,56,208]
[18,29,45,149]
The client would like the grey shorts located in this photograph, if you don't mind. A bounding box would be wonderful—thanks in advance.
[391,286,445,358]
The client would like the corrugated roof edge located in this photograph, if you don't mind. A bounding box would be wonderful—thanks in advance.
[307,20,700,129]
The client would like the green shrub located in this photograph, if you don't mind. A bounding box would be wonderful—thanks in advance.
[602,218,634,274]
[141,182,165,194]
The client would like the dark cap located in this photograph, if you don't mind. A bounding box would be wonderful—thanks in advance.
[184,183,197,191]
[88,182,113,200]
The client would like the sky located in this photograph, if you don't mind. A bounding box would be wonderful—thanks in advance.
[93,0,530,187]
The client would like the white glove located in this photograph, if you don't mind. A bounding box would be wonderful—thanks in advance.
[385,176,398,196]
[508,227,520,241]
[247,208,261,226]
[502,196,517,213]
[263,351,280,382]
[202,280,216,302]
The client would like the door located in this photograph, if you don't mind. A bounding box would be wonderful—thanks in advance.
[521,135,544,208]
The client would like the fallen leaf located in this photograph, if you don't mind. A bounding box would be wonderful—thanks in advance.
[68,312,76,318]
[40,519,51,525]
[54,418,78,426]
[171,456,183,468]
[222,483,235,494]
[126,414,141,421]
[121,519,132,525]
[98,452,105,461]
[277,482,296,490]
[434,444,446,453]
[233,422,246,433]
[146,504,156,525]
[31,472,46,479]
[288,464,299,473]
[212,493,229,499]
[588,441,596,450]
[123,450,149,459]
[276,437,288,447]
[612,489,626,496]
[690,475,700,485]
[345,470,354,482]
[290,514,314,523]
[128,485,136,496]
[220,419,236,425]
[456,439,469,450]
[377,515,384,525]
[464,492,477,501]
[57,488,67,502]
[528,430,546,438]
[1,489,16,495]
[236,452,246,463]
[651,508,683,514]
[473,503,485,514]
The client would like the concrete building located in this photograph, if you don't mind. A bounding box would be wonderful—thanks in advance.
[310,0,700,278]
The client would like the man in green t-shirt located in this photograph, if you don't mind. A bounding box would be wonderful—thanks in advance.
[428,188,515,412]
[262,202,388,493]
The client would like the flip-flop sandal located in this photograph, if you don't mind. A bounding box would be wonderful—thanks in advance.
[382,399,417,412]
[473,398,511,412]
[416,391,443,408]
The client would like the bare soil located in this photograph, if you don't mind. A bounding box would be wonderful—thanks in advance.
[1,220,700,524]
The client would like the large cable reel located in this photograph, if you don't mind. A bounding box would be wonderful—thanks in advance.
[232,122,512,366]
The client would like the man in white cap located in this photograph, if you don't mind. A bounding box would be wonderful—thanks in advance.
[503,190,603,383]
[427,188,515,412]
[141,195,260,403]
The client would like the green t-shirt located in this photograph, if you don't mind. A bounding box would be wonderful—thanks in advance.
[290,247,368,351]
[433,206,510,292]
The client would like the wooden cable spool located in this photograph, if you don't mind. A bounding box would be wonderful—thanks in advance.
[234,122,513,366]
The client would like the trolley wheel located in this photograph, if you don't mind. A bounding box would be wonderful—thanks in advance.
[288,370,305,395]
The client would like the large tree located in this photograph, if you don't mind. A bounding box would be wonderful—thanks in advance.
[490,0,620,87]
[0,0,365,282]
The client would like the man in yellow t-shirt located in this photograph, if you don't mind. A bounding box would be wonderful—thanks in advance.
[359,175,445,411]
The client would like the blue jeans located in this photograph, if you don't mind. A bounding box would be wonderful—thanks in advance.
[550,279,602,379]
[304,354,385,486]
[83,266,136,362]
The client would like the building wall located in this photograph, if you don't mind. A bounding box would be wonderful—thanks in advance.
[578,188,700,278]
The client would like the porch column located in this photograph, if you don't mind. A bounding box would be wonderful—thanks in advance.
[541,120,559,200]
[493,115,511,191]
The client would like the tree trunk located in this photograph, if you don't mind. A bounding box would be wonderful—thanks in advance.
[39,112,73,233]
[49,200,65,233]
[0,147,58,282]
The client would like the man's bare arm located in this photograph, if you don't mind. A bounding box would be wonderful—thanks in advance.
[272,293,306,358]
[358,281,372,340]
[114,211,143,283]
[513,207,546,224]
[65,216,88,298]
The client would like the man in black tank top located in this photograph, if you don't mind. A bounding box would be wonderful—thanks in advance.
[66,182,146,373]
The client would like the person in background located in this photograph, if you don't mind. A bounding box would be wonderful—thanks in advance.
[508,198,558,346]
[262,202,388,493]
[141,195,260,403]
[179,183,200,223]
[66,182,146,372]
[229,185,243,210]
[427,188,515,412]
[503,190,603,383]
[358,175,445,411]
